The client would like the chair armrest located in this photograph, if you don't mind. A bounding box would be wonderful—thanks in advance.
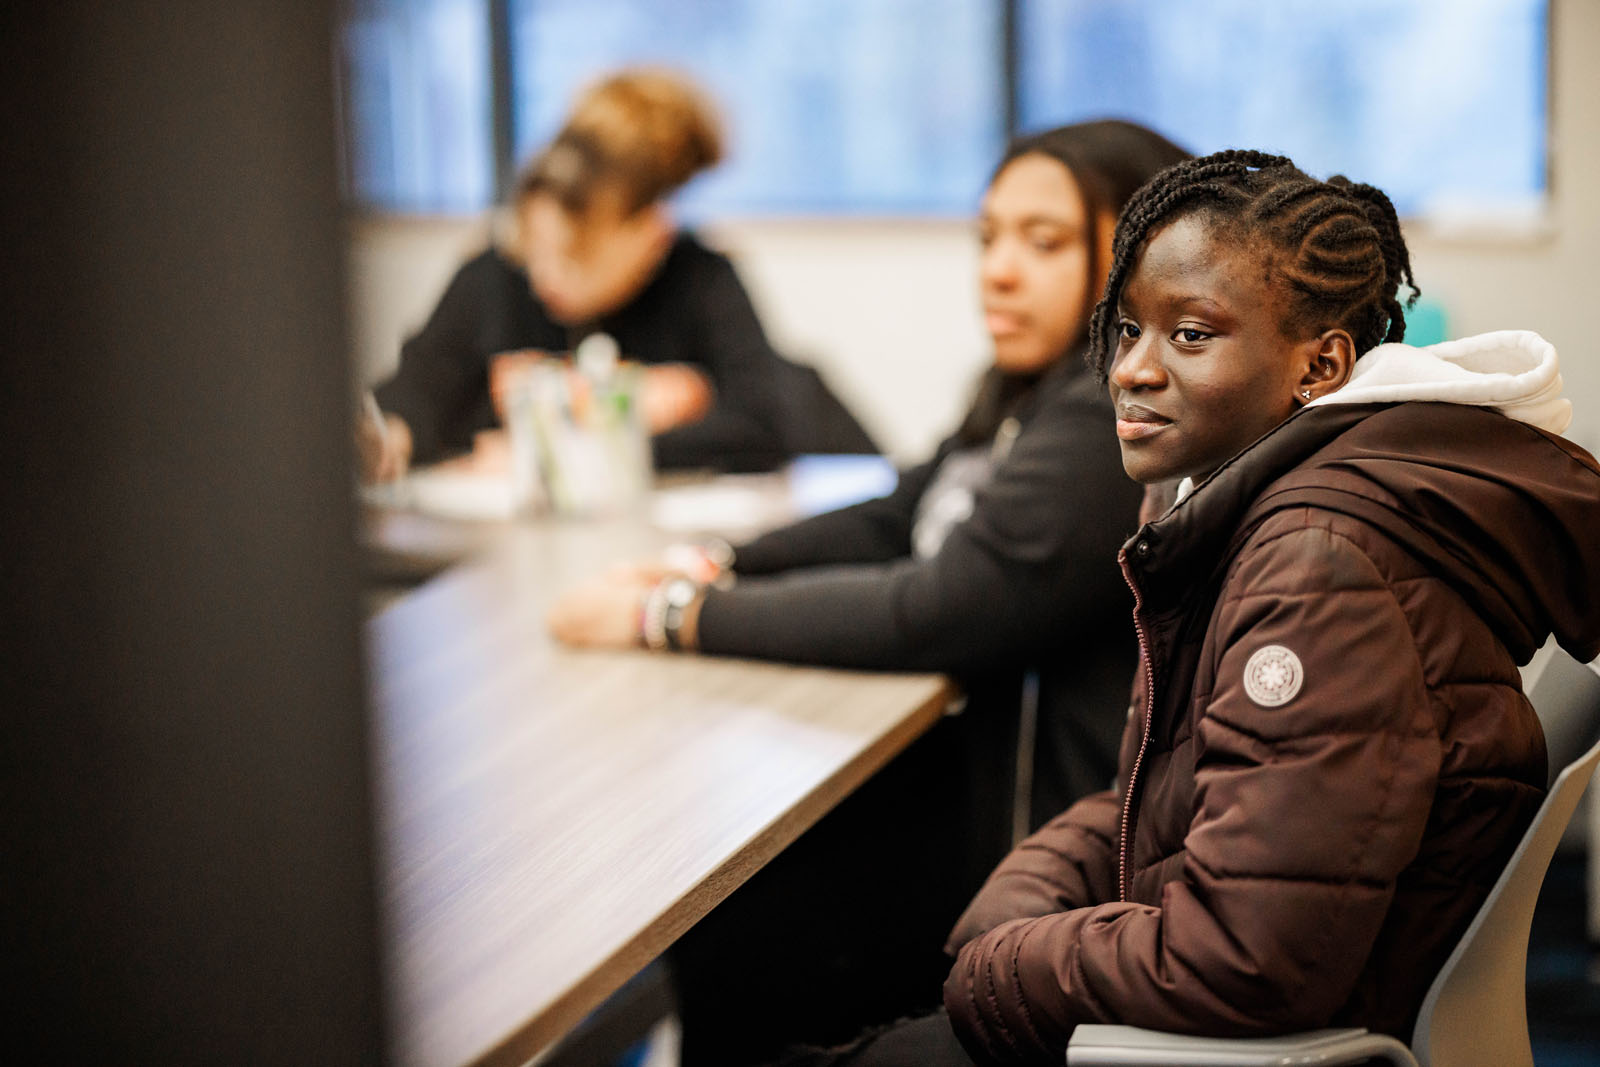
[1065,1024,1418,1066]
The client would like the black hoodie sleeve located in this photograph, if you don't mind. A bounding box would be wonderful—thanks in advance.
[373,251,562,464]
[649,251,789,472]
[696,372,1141,672]
[727,451,944,575]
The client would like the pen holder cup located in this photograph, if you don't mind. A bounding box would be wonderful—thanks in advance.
[505,360,652,518]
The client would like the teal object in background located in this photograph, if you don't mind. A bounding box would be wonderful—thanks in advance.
[1405,298,1450,347]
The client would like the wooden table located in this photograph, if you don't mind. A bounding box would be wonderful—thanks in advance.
[365,467,950,1066]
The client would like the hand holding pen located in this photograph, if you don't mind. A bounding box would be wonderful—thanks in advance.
[356,390,413,484]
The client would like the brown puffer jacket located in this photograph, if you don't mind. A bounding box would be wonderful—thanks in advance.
[943,401,1600,1066]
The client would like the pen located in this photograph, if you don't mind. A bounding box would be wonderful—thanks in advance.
[363,390,389,455]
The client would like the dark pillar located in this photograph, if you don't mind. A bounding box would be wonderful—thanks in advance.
[0,4,384,1062]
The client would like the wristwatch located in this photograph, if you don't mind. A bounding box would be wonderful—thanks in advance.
[660,577,701,652]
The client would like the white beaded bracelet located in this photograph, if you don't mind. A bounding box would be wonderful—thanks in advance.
[640,582,671,652]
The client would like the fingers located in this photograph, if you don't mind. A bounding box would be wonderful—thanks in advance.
[355,419,385,483]
[376,414,413,482]
[547,578,648,649]
[489,350,547,422]
[640,363,714,433]
[606,560,673,585]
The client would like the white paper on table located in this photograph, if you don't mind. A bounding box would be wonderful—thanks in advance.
[649,482,781,535]
[361,468,523,521]
[648,456,896,536]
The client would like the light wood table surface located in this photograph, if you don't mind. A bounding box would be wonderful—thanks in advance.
[365,468,951,1067]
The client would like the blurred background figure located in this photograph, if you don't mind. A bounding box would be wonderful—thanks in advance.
[361,68,807,481]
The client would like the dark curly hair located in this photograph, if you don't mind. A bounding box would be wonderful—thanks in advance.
[1087,149,1420,379]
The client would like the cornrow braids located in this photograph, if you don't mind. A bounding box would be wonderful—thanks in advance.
[1088,150,1420,379]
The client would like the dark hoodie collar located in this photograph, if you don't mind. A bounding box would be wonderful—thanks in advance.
[1121,403,1377,610]
[1124,400,1600,664]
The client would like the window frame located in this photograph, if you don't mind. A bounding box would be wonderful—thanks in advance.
[348,0,1554,233]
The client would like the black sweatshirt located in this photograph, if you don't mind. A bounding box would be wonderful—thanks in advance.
[700,357,1143,823]
[374,232,790,472]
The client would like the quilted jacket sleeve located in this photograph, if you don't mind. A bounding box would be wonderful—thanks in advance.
[943,788,1123,954]
[944,520,1442,1065]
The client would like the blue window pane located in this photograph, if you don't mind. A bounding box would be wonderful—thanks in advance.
[508,0,1004,216]
[1017,0,1546,219]
[339,0,494,212]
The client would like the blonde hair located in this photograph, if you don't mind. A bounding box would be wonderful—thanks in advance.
[517,68,724,218]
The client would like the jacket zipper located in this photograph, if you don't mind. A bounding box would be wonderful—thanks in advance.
[1118,549,1155,903]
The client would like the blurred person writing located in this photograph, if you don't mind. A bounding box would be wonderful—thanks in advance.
[361,68,789,482]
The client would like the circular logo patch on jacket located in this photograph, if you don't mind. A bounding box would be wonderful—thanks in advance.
[1243,645,1303,707]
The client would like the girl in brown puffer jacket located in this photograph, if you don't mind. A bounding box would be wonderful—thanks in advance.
[938,150,1600,1066]
[777,152,1600,1067]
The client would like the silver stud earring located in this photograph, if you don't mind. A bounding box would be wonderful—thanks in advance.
[1301,390,1312,400]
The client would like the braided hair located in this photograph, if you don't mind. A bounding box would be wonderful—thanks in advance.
[1087,149,1420,378]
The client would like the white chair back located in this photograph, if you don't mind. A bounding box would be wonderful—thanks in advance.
[1067,651,1600,1067]
[1410,733,1600,1066]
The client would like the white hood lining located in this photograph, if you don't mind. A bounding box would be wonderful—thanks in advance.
[1308,330,1570,436]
